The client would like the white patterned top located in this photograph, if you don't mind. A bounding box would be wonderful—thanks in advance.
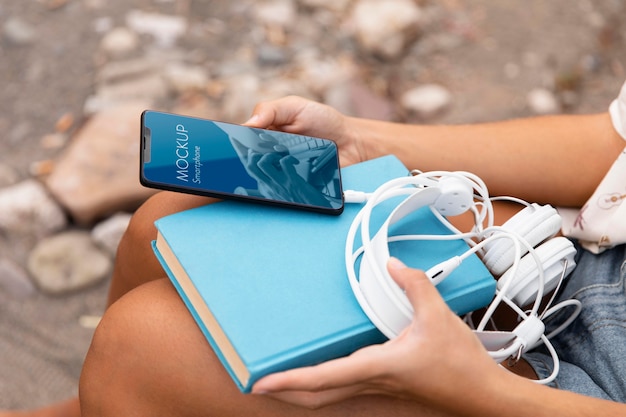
[560,81,626,253]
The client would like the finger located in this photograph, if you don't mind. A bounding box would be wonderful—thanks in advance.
[244,96,308,130]
[386,258,444,315]
[252,344,386,394]
[257,384,372,409]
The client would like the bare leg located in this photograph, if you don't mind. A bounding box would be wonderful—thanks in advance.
[1,196,535,416]
[0,400,80,417]
[79,279,451,417]
[0,192,215,417]
[106,192,217,306]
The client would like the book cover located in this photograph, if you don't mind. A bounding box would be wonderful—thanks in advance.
[152,155,496,392]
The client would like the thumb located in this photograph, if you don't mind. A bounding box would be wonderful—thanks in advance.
[244,96,307,129]
[386,258,444,312]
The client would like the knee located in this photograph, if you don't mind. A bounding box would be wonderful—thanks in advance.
[115,191,211,262]
[78,285,141,414]
[115,192,168,259]
[79,279,180,414]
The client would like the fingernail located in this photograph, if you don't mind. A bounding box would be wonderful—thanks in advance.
[388,257,407,270]
[244,114,260,125]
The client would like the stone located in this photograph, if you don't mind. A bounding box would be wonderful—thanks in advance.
[100,27,140,57]
[86,57,168,113]
[54,112,75,133]
[0,163,19,188]
[296,54,355,95]
[349,0,422,59]
[255,1,297,28]
[89,73,168,110]
[45,103,157,225]
[40,133,69,150]
[299,0,351,12]
[0,179,68,237]
[27,231,112,294]
[0,258,36,299]
[220,74,262,122]
[256,44,289,67]
[91,212,132,256]
[3,17,37,45]
[96,56,159,85]
[29,159,56,177]
[401,84,452,118]
[325,80,395,121]
[125,9,188,48]
[527,88,560,114]
[163,63,210,93]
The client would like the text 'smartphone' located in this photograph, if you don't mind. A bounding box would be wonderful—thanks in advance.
[140,110,344,214]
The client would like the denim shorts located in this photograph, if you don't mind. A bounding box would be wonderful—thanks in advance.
[524,242,626,401]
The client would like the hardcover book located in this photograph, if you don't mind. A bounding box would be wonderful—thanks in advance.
[152,155,496,392]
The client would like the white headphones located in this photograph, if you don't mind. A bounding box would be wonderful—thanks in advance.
[344,170,581,384]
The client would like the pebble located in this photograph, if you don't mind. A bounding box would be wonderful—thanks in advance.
[0,258,36,299]
[125,9,188,48]
[255,0,297,28]
[527,88,560,114]
[0,0,601,297]
[91,213,132,257]
[0,179,68,237]
[299,0,352,13]
[0,163,19,188]
[99,26,140,57]
[45,102,157,225]
[88,73,168,111]
[3,17,37,45]
[401,84,452,118]
[163,63,211,93]
[350,0,422,59]
[27,231,112,294]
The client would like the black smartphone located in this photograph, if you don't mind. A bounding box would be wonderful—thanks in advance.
[140,110,344,214]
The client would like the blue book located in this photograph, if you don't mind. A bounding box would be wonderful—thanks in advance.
[152,155,495,392]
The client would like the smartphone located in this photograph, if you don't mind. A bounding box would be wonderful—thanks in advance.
[140,110,344,214]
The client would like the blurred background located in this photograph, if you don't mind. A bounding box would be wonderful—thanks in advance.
[1,0,625,410]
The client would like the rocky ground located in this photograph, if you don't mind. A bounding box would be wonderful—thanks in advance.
[0,0,625,410]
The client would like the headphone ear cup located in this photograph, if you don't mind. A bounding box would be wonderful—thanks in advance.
[482,204,562,276]
[496,237,577,307]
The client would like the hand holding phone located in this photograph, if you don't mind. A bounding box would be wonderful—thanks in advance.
[140,111,344,214]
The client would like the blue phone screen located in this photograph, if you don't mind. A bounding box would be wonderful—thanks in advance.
[141,111,343,212]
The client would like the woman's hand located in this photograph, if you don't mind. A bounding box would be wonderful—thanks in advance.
[244,95,368,167]
[252,258,507,414]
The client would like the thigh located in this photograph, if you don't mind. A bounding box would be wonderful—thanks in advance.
[108,192,218,304]
[84,279,451,417]
[526,244,626,401]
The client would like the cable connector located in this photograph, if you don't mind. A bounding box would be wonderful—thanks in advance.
[344,190,372,204]
[425,256,462,285]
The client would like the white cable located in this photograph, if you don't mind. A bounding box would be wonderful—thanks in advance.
[344,169,578,386]
[343,190,372,204]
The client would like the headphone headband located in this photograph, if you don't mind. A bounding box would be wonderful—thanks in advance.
[345,169,580,385]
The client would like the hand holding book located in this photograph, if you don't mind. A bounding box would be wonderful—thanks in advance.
[252,257,503,415]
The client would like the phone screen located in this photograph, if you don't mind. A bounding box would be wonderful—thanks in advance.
[140,111,344,214]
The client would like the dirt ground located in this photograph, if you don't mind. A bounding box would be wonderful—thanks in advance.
[1,1,624,174]
[0,0,625,411]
